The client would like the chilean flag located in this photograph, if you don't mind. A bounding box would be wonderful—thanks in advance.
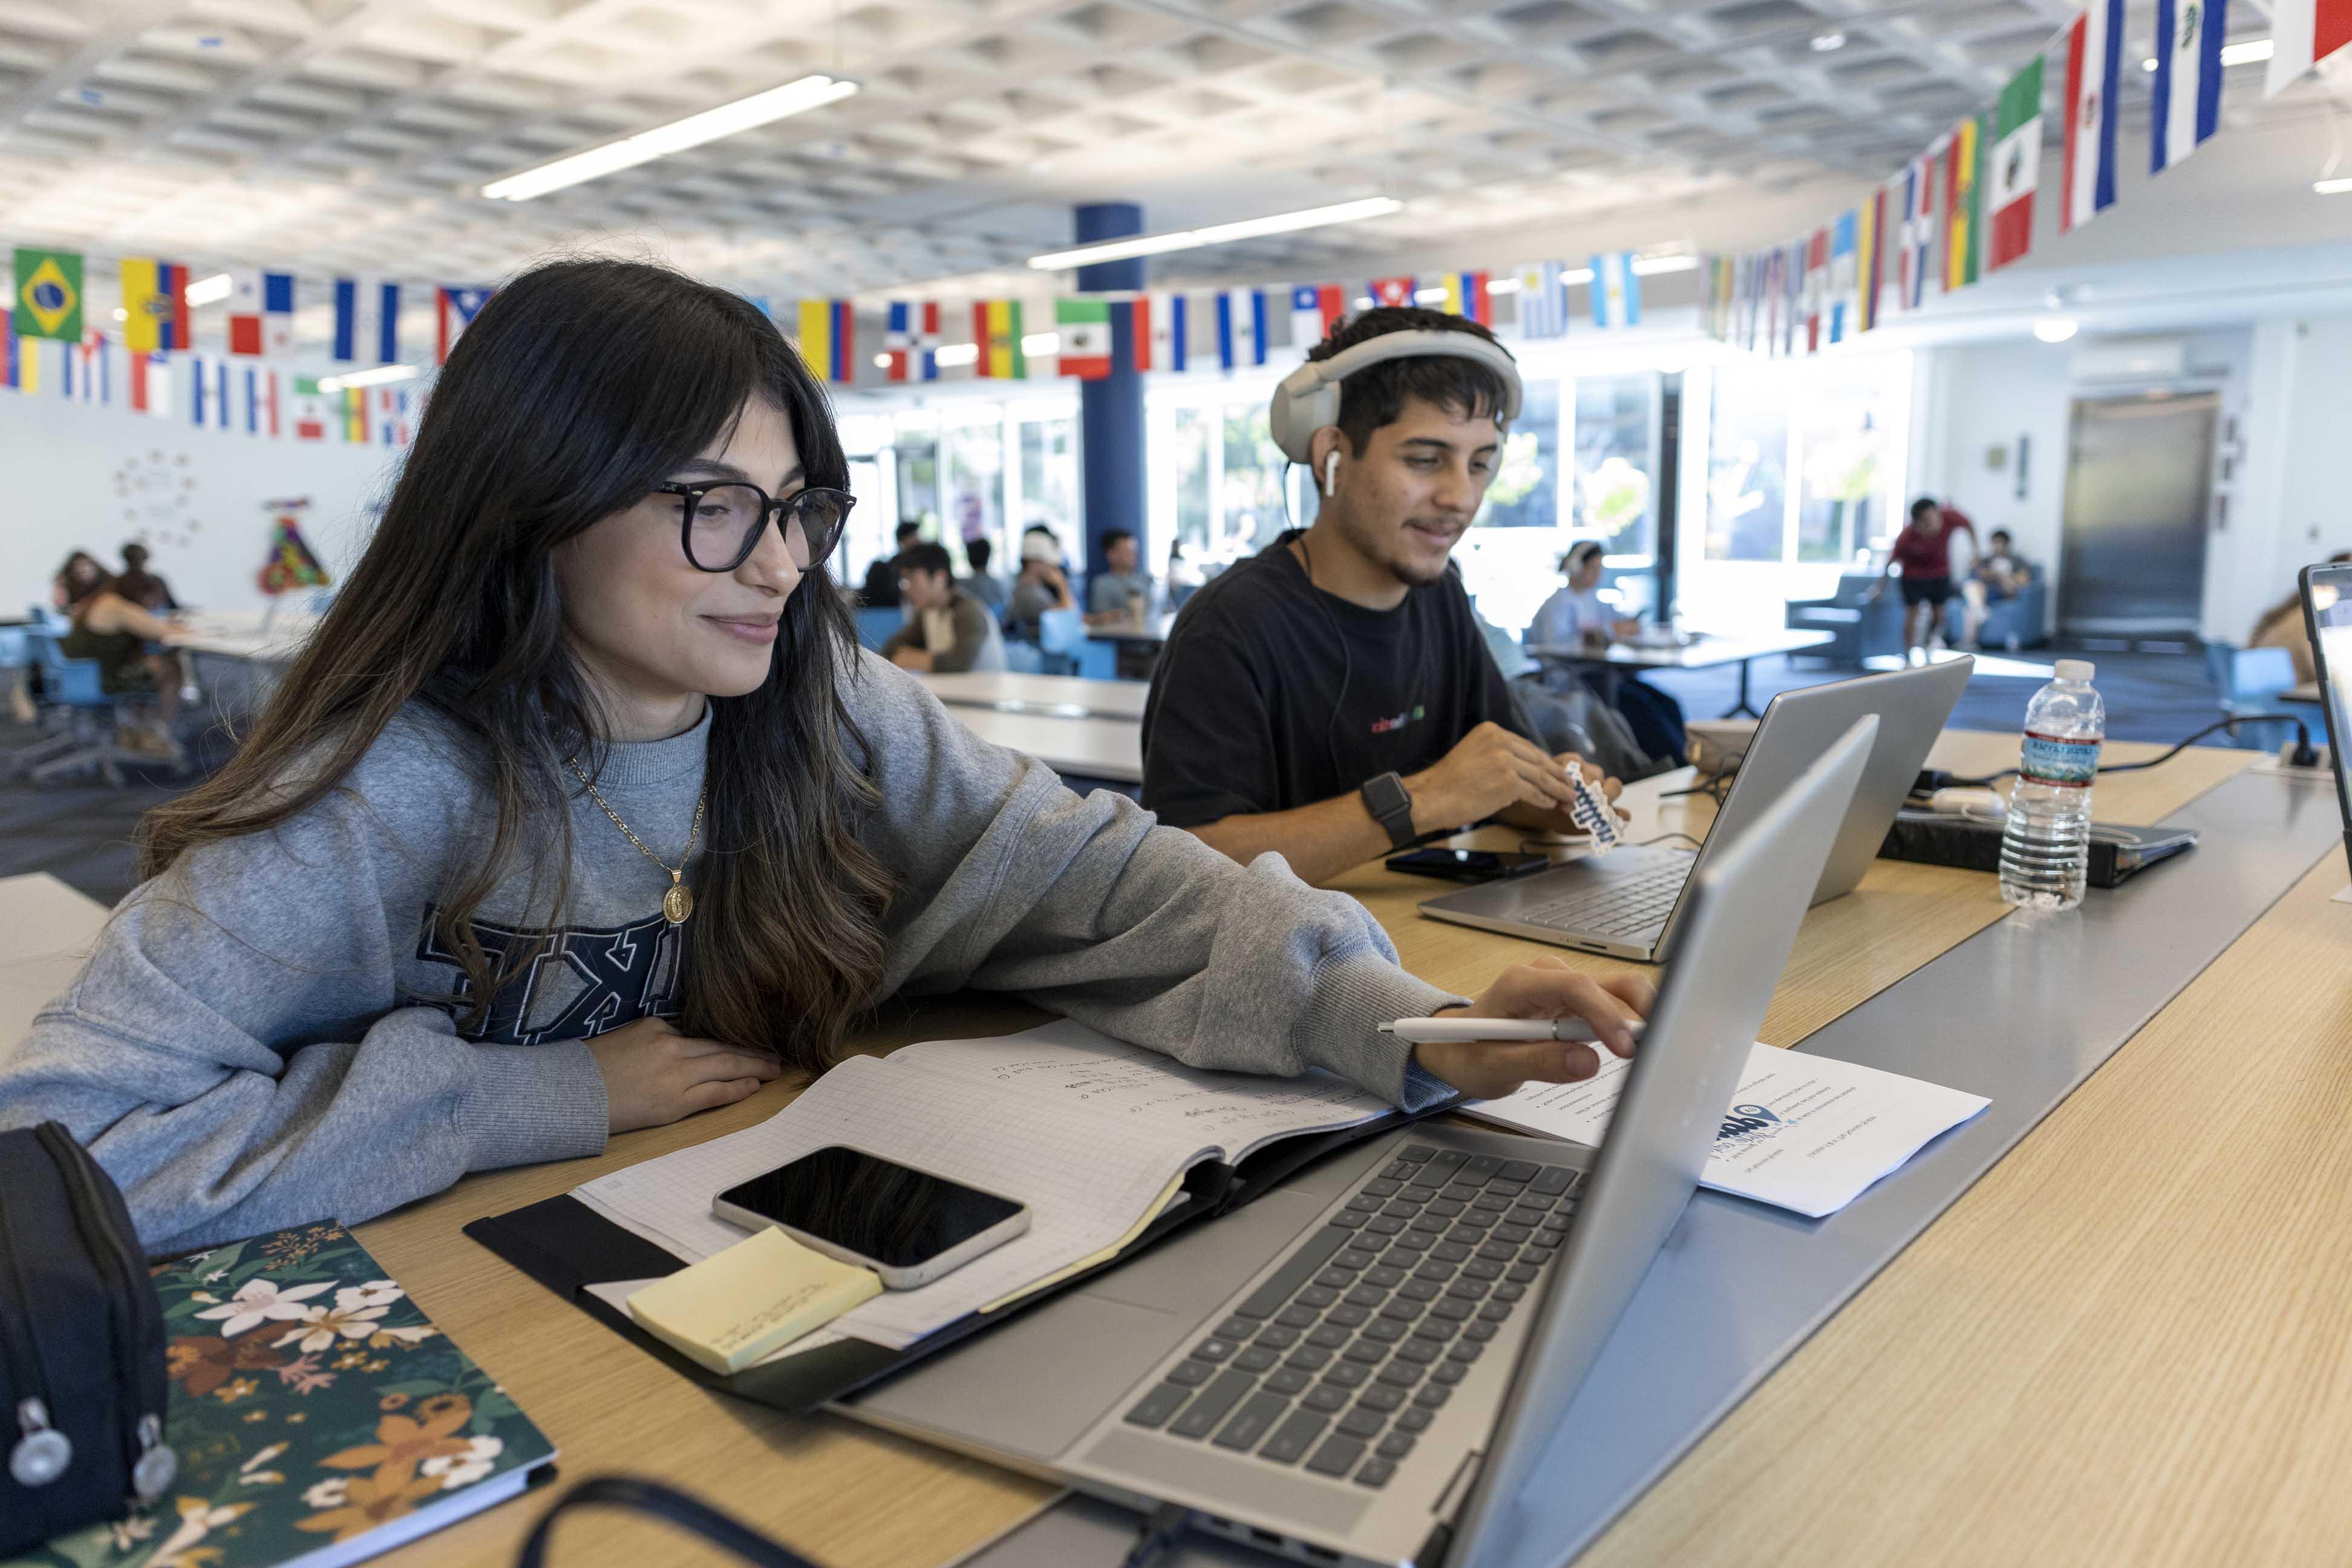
[1289,284,1345,349]
[2062,0,2122,234]
[436,286,492,364]
[2265,0,2352,97]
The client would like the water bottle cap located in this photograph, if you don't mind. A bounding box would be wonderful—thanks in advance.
[2055,659,2094,684]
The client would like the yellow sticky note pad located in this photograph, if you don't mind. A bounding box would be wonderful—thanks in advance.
[627,1228,882,1374]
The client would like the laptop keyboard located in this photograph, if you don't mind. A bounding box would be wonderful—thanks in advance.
[1518,863,1688,938]
[1122,1145,1583,1491]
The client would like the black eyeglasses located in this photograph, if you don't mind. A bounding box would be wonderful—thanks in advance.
[654,482,857,573]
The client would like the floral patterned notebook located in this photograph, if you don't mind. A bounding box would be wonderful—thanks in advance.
[7,1222,556,1568]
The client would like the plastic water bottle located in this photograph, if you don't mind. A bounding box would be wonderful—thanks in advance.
[1998,659,2105,910]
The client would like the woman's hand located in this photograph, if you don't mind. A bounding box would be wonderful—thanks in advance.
[587,1015,785,1133]
[1410,959,1656,1100]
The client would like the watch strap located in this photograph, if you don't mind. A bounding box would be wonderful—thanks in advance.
[1361,771,1417,849]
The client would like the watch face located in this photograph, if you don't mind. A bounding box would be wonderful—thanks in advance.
[1364,773,1408,814]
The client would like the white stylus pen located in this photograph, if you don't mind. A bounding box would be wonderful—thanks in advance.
[1377,1016,1647,1045]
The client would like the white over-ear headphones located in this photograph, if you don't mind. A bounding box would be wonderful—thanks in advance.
[1269,328,1525,464]
[1321,451,1341,497]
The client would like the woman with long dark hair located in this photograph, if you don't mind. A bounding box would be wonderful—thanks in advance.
[0,260,1648,1254]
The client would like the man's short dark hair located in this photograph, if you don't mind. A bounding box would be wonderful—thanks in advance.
[899,541,952,580]
[895,520,923,544]
[965,536,993,570]
[1910,497,1938,521]
[1306,306,1514,457]
[1103,528,1135,551]
[1990,528,2012,544]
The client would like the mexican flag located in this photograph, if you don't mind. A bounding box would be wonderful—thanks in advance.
[1055,297,1111,379]
[1984,53,2045,272]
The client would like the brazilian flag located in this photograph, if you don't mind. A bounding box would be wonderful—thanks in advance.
[13,247,82,341]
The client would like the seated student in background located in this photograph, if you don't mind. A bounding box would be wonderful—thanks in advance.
[1958,528,2029,650]
[860,521,919,609]
[52,550,105,612]
[61,566,186,759]
[1526,541,1638,647]
[961,535,1008,614]
[118,542,180,610]
[1007,525,1074,640]
[0,261,1648,1255]
[1142,306,1619,889]
[1870,497,1976,661]
[1084,528,1153,626]
[880,542,1007,673]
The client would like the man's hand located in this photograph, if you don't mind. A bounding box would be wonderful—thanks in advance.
[587,1016,785,1133]
[1406,722,1580,832]
[1501,753,1624,838]
[1411,960,1655,1100]
[889,645,935,672]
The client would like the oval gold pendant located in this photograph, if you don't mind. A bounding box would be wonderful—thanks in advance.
[663,883,694,924]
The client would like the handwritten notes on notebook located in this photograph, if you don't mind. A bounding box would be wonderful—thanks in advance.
[573,1021,1393,1350]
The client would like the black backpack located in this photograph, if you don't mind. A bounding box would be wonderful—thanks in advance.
[0,1122,176,1555]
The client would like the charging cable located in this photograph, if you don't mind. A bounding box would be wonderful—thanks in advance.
[1122,1502,1195,1567]
[1945,713,2321,789]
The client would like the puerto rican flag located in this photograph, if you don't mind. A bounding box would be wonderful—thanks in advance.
[2265,0,2352,97]
[883,301,939,382]
[1289,284,1345,350]
[436,286,492,364]
[226,270,295,356]
[2152,0,2227,169]
[2062,0,2123,234]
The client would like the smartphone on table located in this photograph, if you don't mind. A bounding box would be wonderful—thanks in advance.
[1385,847,1550,883]
[711,1146,1031,1290]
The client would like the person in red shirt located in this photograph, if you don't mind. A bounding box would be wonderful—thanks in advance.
[1871,497,1977,662]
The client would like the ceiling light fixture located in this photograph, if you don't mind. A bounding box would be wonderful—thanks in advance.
[2033,318,2079,344]
[2141,56,2159,73]
[1413,286,1449,304]
[2315,176,2352,194]
[2220,39,2275,66]
[318,364,420,391]
[184,272,234,306]
[933,342,981,367]
[480,74,860,201]
[1027,197,1403,269]
[1022,332,1060,356]
[1810,30,1847,51]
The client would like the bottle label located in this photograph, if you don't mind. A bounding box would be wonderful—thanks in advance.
[2020,730,2101,787]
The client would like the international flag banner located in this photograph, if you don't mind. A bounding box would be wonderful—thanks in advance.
[882,301,939,382]
[1761,250,1784,357]
[80,334,109,405]
[292,376,327,442]
[1289,284,1345,350]
[1857,187,1888,335]
[226,270,296,356]
[0,314,34,391]
[1590,252,1640,328]
[1514,261,1567,339]
[1802,229,1829,351]
[2264,0,2352,97]
[244,365,280,437]
[342,385,367,443]
[13,247,82,341]
[436,286,492,365]
[1701,256,1733,340]
[1137,292,1186,372]
[120,259,190,353]
[795,299,854,383]
[1984,54,2045,272]
[189,354,212,427]
[1944,116,1985,289]
[1217,289,1267,370]
[332,279,401,364]
[1369,276,1416,310]
[1826,214,1858,343]
[1437,272,1491,325]
[377,387,412,446]
[2153,0,2227,171]
[1783,239,1808,356]
[1054,297,1111,379]
[1898,151,1939,309]
[975,300,1026,379]
[2063,1,2121,234]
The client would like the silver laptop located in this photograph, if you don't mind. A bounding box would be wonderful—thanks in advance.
[839,719,1878,1568]
[1419,658,1971,961]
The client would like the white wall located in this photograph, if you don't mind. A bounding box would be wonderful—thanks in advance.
[2218,312,2352,645]
[2,393,398,618]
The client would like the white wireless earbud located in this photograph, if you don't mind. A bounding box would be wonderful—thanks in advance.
[1321,451,1341,498]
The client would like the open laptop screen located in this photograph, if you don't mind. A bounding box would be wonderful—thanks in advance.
[2298,561,2352,878]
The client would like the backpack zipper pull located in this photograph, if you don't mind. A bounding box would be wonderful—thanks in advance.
[9,1396,72,1487]
[132,1413,175,1501]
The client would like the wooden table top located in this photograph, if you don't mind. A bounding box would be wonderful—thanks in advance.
[8,725,2317,1567]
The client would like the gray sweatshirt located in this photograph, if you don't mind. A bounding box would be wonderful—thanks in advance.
[0,652,1459,1254]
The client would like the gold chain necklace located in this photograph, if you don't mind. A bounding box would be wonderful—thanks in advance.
[566,759,707,925]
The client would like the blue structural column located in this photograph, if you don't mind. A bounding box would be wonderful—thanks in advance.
[1074,202,1146,587]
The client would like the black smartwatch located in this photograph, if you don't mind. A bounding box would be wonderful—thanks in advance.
[1360,771,1417,849]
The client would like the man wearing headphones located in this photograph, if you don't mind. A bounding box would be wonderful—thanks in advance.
[1141,307,1617,887]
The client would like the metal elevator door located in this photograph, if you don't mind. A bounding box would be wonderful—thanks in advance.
[2058,393,2216,635]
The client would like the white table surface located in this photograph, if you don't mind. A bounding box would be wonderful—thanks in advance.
[920,671,1147,722]
[943,707,1143,783]
[0,873,108,1045]
[170,609,321,663]
[1525,627,1835,670]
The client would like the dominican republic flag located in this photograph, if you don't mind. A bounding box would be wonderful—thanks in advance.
[244,365,280,437]
[2153,0,2227,169]
[227,270,295,356]
[796,299,854,384]
[1133,292,1186,372]
[2062,0,2122,234]
[1515,260,1567,338]
[377,387,412,446]
[883,301,939,382]
[1217,289,1267,370]
[1055,297,1111,379]
[1437,272,1491,325]
[1289,284,1345,349]
[118,259,189,354]
[1898,152,1938,309]
[2265,0,2352,96]
[1368,275,1416,310]
[332,279,400,364]
[1826,214,1858,343]
[1590,252,1639,328]
[1985,53,2045,271]
[436,286,492,365]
